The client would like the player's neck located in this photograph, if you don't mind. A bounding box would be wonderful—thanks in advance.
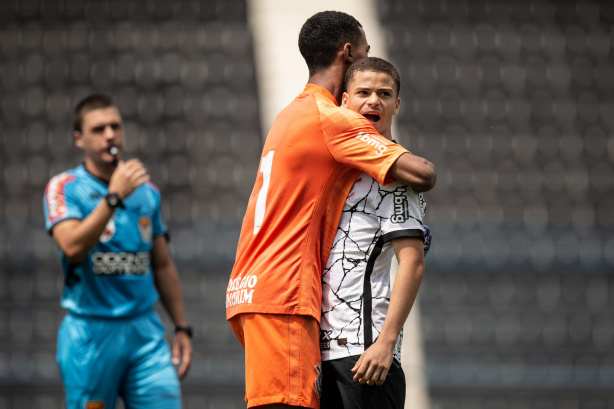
[308,65,346,105]
[379,128,393,141]
[83,158,114,183]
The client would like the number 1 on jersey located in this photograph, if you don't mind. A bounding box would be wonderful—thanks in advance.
[254,150,274,234]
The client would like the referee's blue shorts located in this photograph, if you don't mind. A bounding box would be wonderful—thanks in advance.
[57,309,181,409]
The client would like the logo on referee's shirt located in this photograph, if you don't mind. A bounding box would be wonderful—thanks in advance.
[100,218,115,242]
[92,252,150,276]
[138,216,152,242]
[85,401,105,409]
[391,187,409,223]
[46,172,76,222]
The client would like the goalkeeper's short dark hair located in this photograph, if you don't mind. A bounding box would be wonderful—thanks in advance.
[345,57,401,96]
[298,11,363,77]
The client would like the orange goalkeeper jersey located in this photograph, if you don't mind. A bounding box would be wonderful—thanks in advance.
[226,84,409,322]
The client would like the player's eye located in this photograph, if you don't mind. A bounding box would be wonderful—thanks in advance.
[91,123,121,133]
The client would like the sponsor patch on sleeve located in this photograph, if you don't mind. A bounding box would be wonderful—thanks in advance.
[45,173,76,223]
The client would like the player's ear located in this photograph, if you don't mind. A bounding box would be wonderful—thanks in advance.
[343,42,354,63]
[393,97,401,115]
[73,130,84,148]
[342,92,349,108]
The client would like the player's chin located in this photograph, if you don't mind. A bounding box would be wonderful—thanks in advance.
[373,124,388,134]
[99,150,113,159]
[98,156,115,166]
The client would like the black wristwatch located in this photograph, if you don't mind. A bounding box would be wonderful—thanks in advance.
[105,192,124,209]
[175,325,193,338]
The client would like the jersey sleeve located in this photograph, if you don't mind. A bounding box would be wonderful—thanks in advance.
[377,185,425,243]
[43,172,82,232]
[321,108,409,186]
[147,182,168,238]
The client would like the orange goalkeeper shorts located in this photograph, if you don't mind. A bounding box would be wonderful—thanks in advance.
[229,313,322,408]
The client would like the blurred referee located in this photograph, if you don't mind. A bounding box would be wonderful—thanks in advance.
[43,94,192,409]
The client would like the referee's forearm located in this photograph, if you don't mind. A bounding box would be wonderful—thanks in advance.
[53,201,116,262]
[154,264,188,326]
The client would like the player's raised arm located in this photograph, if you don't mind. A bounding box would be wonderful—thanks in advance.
[388,152,437,192]
[50,159,149,262]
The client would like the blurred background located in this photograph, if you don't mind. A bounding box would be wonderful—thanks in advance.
[0,0,613,408]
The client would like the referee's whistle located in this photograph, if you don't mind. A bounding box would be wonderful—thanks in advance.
[110,146,118,167]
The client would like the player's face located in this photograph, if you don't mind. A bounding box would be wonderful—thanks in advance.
[75,106,124,165]
[342,70,400,139]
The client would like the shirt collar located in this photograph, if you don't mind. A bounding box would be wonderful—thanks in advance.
[79,163,110,186]
[302,83,338,106]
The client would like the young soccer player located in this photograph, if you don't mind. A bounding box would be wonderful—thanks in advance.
[227,12,436,409]
[320,57,426,409]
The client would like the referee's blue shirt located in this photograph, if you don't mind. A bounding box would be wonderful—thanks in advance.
[44,164,166,318]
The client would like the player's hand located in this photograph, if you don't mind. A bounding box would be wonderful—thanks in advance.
[108,159,150,200]
[351,341,394,386]
[423,225,432,256]
[172,331,192,380]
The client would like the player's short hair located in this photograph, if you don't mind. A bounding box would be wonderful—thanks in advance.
[298,11,363,76]
[344,57,401,96]
[73,94,115,132]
